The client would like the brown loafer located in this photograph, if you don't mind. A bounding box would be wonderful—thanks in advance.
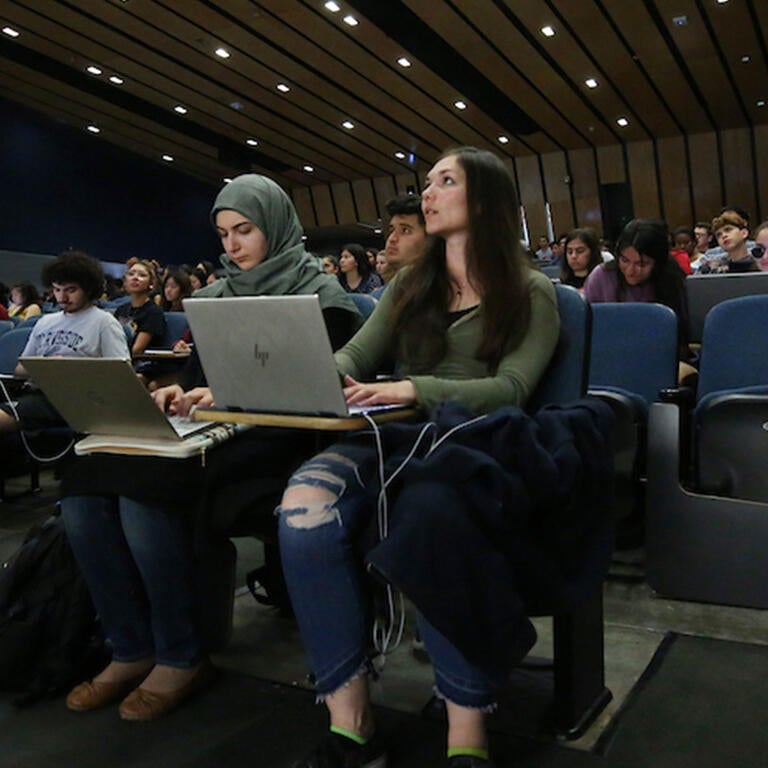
[66,675,147,712]
[118,660,217,721]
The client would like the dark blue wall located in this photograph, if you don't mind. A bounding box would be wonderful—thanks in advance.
[0,97,221,266]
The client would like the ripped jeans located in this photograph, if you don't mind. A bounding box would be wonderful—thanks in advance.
[278,438,499,709]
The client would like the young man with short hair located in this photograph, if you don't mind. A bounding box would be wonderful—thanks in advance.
[701,212,760,274]
[379,193,428,284]
[0,251,129,433]
[696,206,758,273]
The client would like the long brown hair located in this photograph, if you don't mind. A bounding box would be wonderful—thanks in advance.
[390,146,531,372]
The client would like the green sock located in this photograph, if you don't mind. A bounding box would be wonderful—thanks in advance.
[447,746,489,761]
[330,725,368,746]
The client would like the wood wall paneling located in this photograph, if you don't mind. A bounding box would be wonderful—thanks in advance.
[311,185,336,227]
[351,179,378,222]
[596,145,626,184]
[626,141,660,219]
[331,182,357,226]
[754,125,768,224]
[291,187,317,229]
[514,154,547,242]
[540,151,575,237]
[567,148,603,232]
[372,177,397,217]
[720,128,757,225]
[656,136,692,228]
[687,132,722,223]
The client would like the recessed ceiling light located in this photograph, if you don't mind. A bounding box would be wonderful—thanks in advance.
[498,135,509,144]
[341,120,355,130]
[174,105,188,114]
[162,154,174,162]
[741,55,751,63]
[276,83,291,93]
[342,15,358,26]
[86,125,100,134]
[303,164,315,173]
[214,47,231,59]
[616,117,629,127]
[454,100,467,110]
[109,75,124,85]
[397,56,412,68]
[540,25,555,37]
[394,151,406,160]
[324,1,341,11]
[758,100,766,108]
[229,101,244,111]
[86,65,102,75]
[585,78,599,89]
[2,26,20,38]
[246,138,259,146]
[716,0,729,4]
[224,177,233,183]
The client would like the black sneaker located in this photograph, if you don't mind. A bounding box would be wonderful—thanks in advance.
[448,755,496,767]
[292,732,387,768]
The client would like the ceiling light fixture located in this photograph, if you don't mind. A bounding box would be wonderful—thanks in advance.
[741,55,750,63]
[585,78,598,88]
[246,138,259,146]
[716,0,729,4]
[342,15,358,26]
[498,135,509,144]
[162,154,174,162]
[86,65,102,75]
[174,105,188,114]
[214,47,231,59]
[454,100,467,110]
[394,151,406,160]
[324,1,341,11]
[109,75,124,85]
[758,100,766,108]
[276,83,291,93]
[540,25,556,37]
[2,26,20,38]
[303,164,315,173]
[224,177,233,183]
[397,56,412,68]
[616,117,629,127]
[86,125,100,134]
[341,120,355,129]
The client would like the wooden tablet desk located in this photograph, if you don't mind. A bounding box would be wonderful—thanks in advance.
[193,407,418,431]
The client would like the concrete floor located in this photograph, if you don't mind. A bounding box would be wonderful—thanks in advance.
[2,470,767,753]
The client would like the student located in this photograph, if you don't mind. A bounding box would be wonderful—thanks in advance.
[534,234,553,261]
[278,147,560,768]
[114,260,166,357]
[160,267,192,312]
[560,227,602,289]
[696,206,758,272]
[338,243,382,294]
[698,212,759,274]
[322,254,340,275]
[0,251,129,433]
[8,281,42,320]
[754,221,768,271]
[670,226,695,275]
[59,175,360,722]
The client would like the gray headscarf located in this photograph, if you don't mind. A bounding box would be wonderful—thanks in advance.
[193,174,356,314]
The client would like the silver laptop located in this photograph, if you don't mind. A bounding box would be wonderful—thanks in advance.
[183,295,403,417]
[19,357,210,441]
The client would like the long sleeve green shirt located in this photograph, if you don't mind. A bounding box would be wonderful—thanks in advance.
[334,268,560,415]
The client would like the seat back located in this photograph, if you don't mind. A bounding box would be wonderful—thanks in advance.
[589,303,678,407]
[0,320,13,338]
[16,314,41,329]
[686,272,768,343]
[348,293,377,320]
[161,311,189,348]
[697,295,768,400]
[528,283,590,411]
[540,264,561,279]
[0,327,32,374]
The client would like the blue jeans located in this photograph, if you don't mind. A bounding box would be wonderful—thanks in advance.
[60,495,202,668]
[278,439,499,708]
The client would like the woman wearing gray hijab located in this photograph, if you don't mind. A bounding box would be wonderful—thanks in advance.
[58,175,361,722]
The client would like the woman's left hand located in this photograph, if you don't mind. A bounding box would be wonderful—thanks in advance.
[342,375,416,407]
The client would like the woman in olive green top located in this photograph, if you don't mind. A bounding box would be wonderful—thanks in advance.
[278,147,559,768]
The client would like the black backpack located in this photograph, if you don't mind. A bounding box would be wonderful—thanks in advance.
[0,514,107,706]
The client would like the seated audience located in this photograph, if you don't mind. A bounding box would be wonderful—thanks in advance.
[321,254,340,276]
[534,234,553,261]
[698,212,759,274]
[375,250,389,282]
[0,251,129,434]
[338,243,382,294]
[670,226,695,275]
[0,281,9,321]
[693,222,714,259]
[550,233,567,265]
[59,174,360,722]
[695,206,758,272]
[160,267,192,312]
[8,281,42,320]
[278,147,560,768]
[379,193,428,288]
[115,260,166,357]
[560,227,602,289]
[188,267,207,291]
[754,220,768,271]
